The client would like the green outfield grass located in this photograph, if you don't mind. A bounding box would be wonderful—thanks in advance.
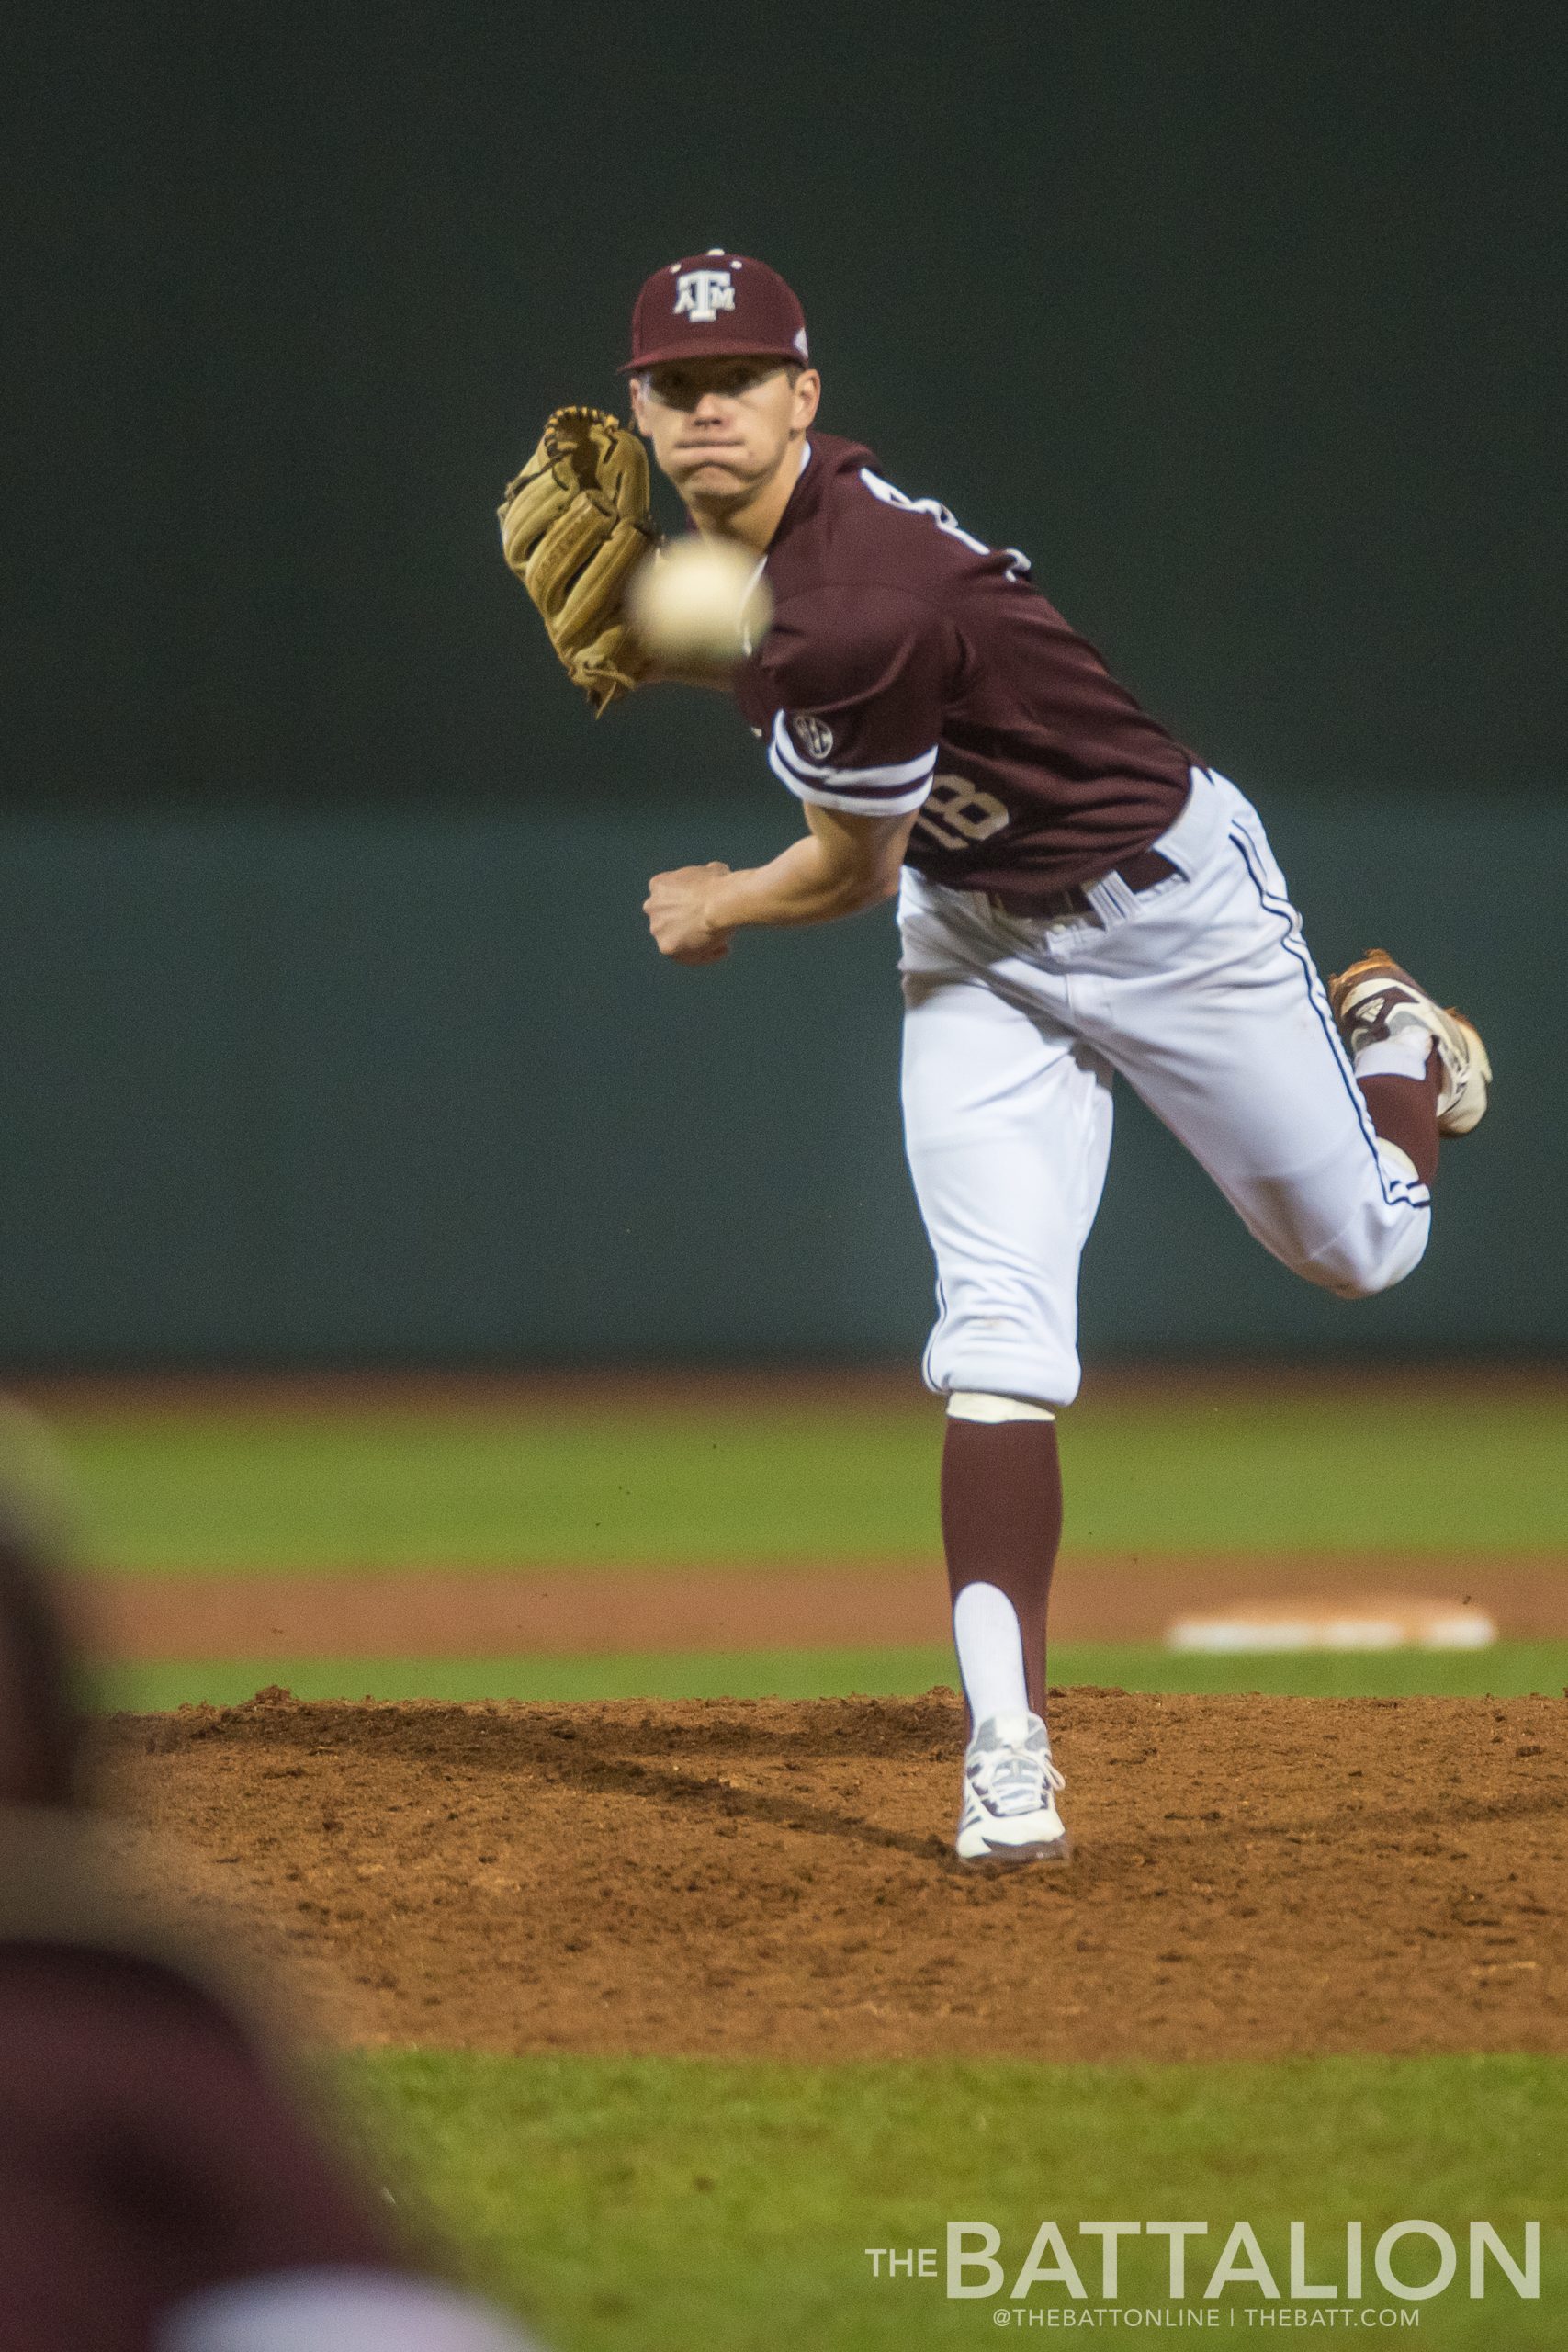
[49,1385,1568,1572]
[328,2048,1568,2349]
[94,1639,1568,1713]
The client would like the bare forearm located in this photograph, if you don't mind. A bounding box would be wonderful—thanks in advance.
[645,806,915,965]
[704,831,897,932]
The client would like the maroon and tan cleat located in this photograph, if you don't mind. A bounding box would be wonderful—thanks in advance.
[1327,949,1492,1137]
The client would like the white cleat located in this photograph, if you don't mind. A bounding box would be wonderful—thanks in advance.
[1327,948,1492,1137]
[954,1712,1069,1865]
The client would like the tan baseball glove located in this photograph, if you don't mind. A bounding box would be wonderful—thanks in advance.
[498,406,660,714]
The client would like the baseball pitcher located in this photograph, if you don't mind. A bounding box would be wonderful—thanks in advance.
[499,251,1490,1866]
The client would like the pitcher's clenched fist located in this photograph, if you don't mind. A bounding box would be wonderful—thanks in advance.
[644,862,734,964]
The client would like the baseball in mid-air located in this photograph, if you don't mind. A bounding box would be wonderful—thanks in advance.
[628,535,773,668]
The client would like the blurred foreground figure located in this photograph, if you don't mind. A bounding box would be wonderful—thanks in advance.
[0,1407,543,2352]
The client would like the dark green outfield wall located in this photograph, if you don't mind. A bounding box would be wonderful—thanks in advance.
[7,2,1565,817]
[1,796,1562,1364]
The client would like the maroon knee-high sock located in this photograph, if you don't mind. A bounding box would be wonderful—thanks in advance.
[1359,1046,1441,1187]
[941,1417,1063,1717]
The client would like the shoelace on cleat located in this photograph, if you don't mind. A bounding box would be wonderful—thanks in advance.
[972,1750,1066,1817]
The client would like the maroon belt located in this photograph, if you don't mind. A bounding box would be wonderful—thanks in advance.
[986,845,1179,922]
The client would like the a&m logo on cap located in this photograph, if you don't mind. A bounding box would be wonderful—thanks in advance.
[673,266,736,324]
[626,248,804,374]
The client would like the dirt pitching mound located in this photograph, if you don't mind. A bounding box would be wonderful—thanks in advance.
[91,1689,1568,2065]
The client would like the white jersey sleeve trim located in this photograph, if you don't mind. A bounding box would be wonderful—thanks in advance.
[775,766,935,818]
[768,739,935,817]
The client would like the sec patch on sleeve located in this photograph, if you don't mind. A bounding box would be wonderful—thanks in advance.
[788,714,836,761]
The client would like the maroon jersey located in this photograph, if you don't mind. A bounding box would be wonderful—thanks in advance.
[733,432,1197,897]
[0,1939,394,2351]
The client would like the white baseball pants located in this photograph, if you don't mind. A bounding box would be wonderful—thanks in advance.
[898,766,1430,1409]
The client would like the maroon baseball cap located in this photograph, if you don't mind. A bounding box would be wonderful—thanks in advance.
[621,250,809,374]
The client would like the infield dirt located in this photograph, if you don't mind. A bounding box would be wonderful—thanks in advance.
[71,1555,1557,1657]
[93,1687,1567,2066]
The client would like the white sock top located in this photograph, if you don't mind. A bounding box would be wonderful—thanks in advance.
[946,1391,1055,1424]
[952,1581,1032,1724]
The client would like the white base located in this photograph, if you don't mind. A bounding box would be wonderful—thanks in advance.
[1167,1598,1498,1654]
